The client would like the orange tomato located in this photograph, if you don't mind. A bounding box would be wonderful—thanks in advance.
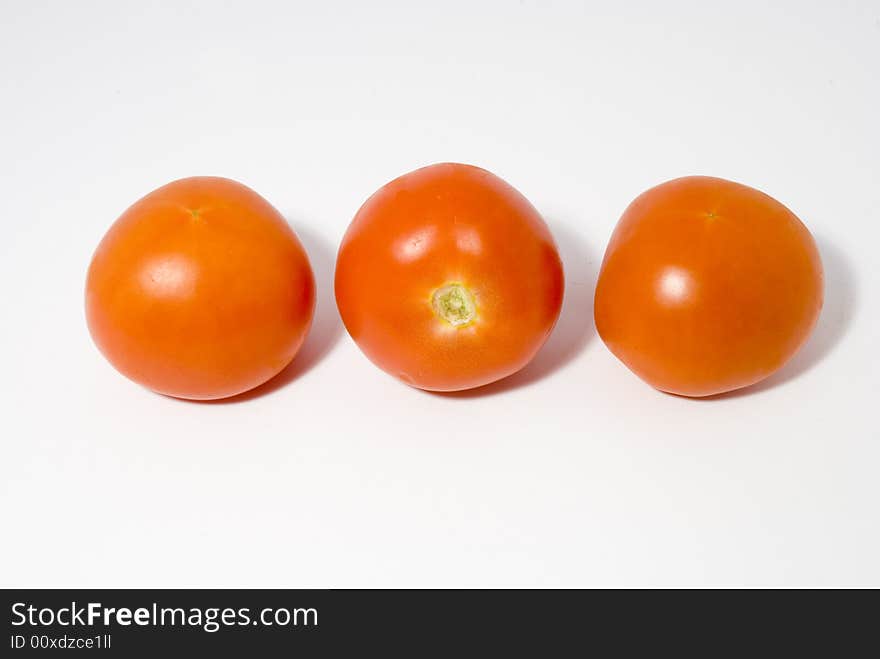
[86,177,315,400]
[594,176,823,397]
[335,163,564,391]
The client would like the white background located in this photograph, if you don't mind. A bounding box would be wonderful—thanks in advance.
[1,0,877,587]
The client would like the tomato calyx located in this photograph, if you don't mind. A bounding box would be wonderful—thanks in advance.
[431,283,476,328]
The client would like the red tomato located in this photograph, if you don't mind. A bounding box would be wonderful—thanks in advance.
[335,163,564,391]
[594,176,823,397]
[86,177,315,400]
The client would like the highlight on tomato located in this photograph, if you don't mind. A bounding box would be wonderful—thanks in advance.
[594,176,824,397]
[335,163,565,392]
[85,177,315,400]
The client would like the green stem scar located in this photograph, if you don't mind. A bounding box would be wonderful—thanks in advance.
[432,283,476,327]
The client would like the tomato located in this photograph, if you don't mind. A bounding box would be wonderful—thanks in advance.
[85,177,315,400]
[594,176,823,397]
[335,163,564,391]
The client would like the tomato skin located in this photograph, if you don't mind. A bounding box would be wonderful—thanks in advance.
[85,177,315,400]
[335,163,564,392]
[594,176,823,397]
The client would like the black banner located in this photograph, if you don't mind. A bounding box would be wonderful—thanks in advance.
[2,589,874,655]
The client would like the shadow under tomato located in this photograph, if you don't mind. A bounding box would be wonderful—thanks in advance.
[430,221,598,399]
[192,222,343,405]
[679,234,857,402]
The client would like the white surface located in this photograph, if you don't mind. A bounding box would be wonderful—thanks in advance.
[1,0,877,587]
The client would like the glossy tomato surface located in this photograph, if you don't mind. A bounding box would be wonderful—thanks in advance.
[594,176,823,397]
[335,163,564,391]
[86,177,315,400]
